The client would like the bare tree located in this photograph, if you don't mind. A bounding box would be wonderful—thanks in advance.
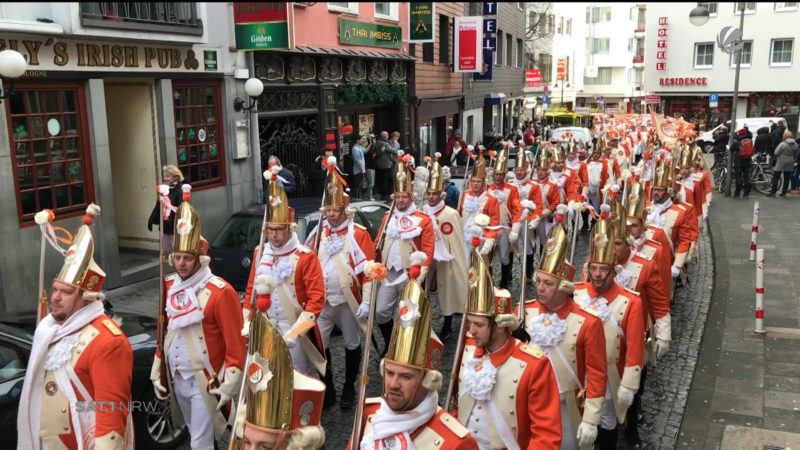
[523,3,553,70]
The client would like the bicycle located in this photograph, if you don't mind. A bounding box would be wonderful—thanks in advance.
[749,154,778,195]
[710,152,730,194]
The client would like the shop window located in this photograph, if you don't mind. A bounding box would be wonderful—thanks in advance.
[79,2,202,35]
[771,38,793,66]
[439,14,449,66]
[7,82,94,225]
[697,2,718,16]
[172,81,225,189]
[729,41,752,67]
[694,42,714,68]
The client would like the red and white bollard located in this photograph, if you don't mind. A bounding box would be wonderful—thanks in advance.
[754,248,765,334]
[749,201,760,261]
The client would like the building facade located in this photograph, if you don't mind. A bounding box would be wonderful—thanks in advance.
[644,2,800,132]
[411,2,464,158]
[0,2,249,314]
[461,1,527,144]
[253,2,412,193]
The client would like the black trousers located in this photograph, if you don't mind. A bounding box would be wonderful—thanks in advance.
[770,170,792,195]
[735,162,751,196]
[376,168,393,198]
[351,172,364,198]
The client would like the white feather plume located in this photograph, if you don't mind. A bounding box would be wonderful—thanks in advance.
[181,184,192,193]
[34,210,52,225]
[86,203,101,216]
[410,251,427,266]
[327,156,337,167]
[254,274,277,295]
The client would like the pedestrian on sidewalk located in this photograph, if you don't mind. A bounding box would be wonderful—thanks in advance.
[364,134,377,200]
[350,135,366,198]
[374,131,398,201]
[731,128,753,198]
[147,165,184,255]
[769,129,797,197]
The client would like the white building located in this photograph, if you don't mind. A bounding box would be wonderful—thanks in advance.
[578,3,646,116]
[644,2,800,133]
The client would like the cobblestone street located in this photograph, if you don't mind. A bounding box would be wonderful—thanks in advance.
[110,217,714,449]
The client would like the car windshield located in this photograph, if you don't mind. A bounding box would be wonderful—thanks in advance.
[211,216,262,251]
[552,128,588,142]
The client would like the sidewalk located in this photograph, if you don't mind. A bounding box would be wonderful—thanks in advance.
[679,193,800,449]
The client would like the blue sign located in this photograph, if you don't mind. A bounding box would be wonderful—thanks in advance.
[483,2,497,15]
[483,36,496,50]
[473,48,494,81]
[709,93,719,102]
[483,18,496,33]
[542,94,549,104]
[595,95,604,101]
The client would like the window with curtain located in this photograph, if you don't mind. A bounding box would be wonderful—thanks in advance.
[771,38,793,65]
[694,42,714,67]
[584,67,612,84]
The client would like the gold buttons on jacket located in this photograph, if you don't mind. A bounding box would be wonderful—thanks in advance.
[45,381,58,395]
[434,439,441,446]
[61,408,67,413]
[63,426,69,431]
[512,377,518,383]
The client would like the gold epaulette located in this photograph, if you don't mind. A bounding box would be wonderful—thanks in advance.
[518,344,544,359]
[439,412,469,438]
[208,277,226,289]
[102,318,122,336]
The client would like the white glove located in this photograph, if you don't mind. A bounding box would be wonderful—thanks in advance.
[509,222,521,245]
[617,386,636,407]
[702,214,708,221]
[655,339,670,360]
[209,388,233,410]
[670,265,681,279]
[241,319,251,338]
[152,380,168,400]
[576,421,598,447]
[479,238,495,255]
[286,335,298,349]
[356,301,370,320]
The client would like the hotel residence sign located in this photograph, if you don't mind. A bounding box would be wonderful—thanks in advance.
[0,35,221,74]
[339,18,402,49]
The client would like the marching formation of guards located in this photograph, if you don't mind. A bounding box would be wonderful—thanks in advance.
[18,112,711,450]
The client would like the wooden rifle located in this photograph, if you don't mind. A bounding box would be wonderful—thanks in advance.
[349,199,394,450]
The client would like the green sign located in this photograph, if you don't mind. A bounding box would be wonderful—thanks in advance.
[203,50,217,71]
[339,18,402,49]
[409,3,435,43]
[232,2,290,50]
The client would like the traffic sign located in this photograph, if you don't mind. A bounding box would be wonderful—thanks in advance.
[709,93,719,102]
[542,94,549,104]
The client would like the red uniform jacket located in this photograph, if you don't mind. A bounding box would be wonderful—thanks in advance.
[458,189,503,240]
[533,179,560,213]
[376,210,435,268]
[244,245,326,317]
[162,277,246,374]
[458,336,562,449]
[619,247,670,327]
[560,167,582,202]
[488,181,523,226]
[516,180,544,217]
[352,400,479,450]
[308,222,376,302]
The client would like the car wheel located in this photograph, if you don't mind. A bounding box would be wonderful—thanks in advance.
[133,388,188,450]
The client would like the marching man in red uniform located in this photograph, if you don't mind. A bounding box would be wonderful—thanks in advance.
[243,175,326,375]
[457,250,562,449]
[304,161,375,410]
[373,157,435,355]
[458,150,502,264]
[18,204,134,450]
[511,150,543,278]
[585,138,615,214]
[150,187,246,449]
[565,138,589,194]
[573,214,646,450]
[487,147,523,289]
[532,149,562,250]
[521,209,608,450]
[550,142,582,203]
[351,280,478,449]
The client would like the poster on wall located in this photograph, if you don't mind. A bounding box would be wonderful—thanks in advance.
[454,16,483,73]
[409,3,435,43]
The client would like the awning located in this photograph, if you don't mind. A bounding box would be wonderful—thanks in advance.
[484,93,507,106]
[416,95,463,122]
[284,46,416,61]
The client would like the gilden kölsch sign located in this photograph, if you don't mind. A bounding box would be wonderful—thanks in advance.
[454,16,483,73]
[233,2,291,50]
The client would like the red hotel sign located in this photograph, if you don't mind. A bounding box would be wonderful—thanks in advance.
[525,69,541,87]
[656,16,668,71]
[659,77,708,86]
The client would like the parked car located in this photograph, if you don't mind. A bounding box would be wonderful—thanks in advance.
[0,304,187,449]
[209,198,390,294]
[550,126,592,159]
[698,117,787,153]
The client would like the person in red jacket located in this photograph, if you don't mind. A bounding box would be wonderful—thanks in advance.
[457,250,562,449]
[487,146,523,289]
[18,204,135,450]
[243,174,326,376]
[573,215,645,450]
[373,157,435,355]
[304,161,376,410]
[521,213,607,449]
[532,148,562,249]
[150,187,246,448]
[458,149,502,264]
[350,280,478,450]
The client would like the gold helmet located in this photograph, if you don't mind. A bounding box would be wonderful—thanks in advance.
[239,311,325,448]
[551,142,566,163]
[678,145,694,169]
[323,156,350,208]
[537,207,575,293]
[651,152,674,189]
[625,179,647,222]
[394,156,415,194]
[589,214,615,265]
[470,150,488,181]
[465,250,518,330]
[173,185,209,255]
[427,153,444,192]
[493,147,510,173]
[265,175,295,225]
[534,147,551,170]
[383,280,444,390]
[55,204,106,296]
[516,149,532,172]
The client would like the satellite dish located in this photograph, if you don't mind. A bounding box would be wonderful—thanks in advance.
[717,26,744,54]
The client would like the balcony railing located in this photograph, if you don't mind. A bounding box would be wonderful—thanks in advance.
[633,55,644,64]
[80,2,203,35]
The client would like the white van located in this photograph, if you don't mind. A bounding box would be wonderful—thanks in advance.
[698,117,788,153]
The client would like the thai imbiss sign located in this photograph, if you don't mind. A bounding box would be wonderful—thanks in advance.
[0,35,221,75]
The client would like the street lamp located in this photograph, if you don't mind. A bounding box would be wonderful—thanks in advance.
[0,49,28,102]
[233,77,264,112]
[690,5,744,197]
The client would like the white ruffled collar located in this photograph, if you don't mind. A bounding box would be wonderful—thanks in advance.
[461,355,497,401]
[528,312,568,348]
